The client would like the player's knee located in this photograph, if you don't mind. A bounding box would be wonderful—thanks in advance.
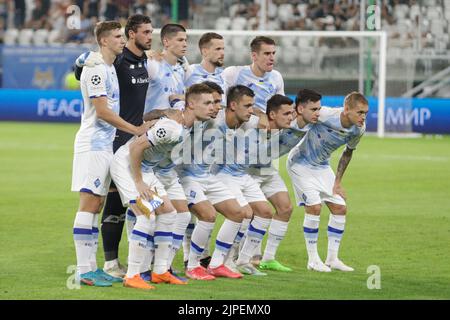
[332,206,347,215]
[254,205,273,219]
[275,203,293,221]
[197,212,216,223]
[305,204,322,215]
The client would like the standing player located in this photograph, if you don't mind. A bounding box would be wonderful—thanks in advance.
[185,32,226,100]
[71,21,151,287]
[222,36,284,114]
[287,92,369,272]
[111,84,216,289]
[222,36,284,263]
[144,23,188,111]
[74,14,154,279]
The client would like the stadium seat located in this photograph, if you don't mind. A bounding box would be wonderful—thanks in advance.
[215,17,231,30]
[282,49,297,65]
[18,29,34,45]
[47,29,61,44]
[278,4,294,23]
[231,17,247,30]
[4,28,19,45]
[34,29,49,46]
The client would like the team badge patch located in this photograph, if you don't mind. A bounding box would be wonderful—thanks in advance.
[156,128,167,138]
[190,190,196,198]
[91,75,101,85]
[94,178,101,188]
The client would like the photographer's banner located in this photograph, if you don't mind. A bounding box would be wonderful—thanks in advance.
[2,46,88,90]
[0,89,449,134]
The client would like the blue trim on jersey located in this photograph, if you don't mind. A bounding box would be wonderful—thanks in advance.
[73,228,93,235]
[89,94,107,99]
[327,226,344,234]
[147,234,154,242]
[303,227,319,234]
[127,209,136,217]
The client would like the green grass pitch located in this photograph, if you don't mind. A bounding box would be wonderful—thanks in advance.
[0,122,449,300]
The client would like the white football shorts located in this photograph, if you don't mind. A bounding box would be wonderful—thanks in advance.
[71,150,113,196]
[248,166,288,199]
[155,170,187,201]
[180,174,236,206]
[287,162,346,207]
[110,146,167,206]
[215,172,266,207]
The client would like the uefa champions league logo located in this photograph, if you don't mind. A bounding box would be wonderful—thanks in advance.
[66,5,81,30]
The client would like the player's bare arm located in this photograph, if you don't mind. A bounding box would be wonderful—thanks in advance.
[143,109,182,122]
[129,135,155,200]
[92,96,151,136]
[333,146,354,199]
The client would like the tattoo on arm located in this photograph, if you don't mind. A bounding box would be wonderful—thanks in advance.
[336,147,354,182]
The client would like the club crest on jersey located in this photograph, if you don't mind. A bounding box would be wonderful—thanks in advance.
[94,178,101,188]
[156,128,167,138]
[91,75,101,85]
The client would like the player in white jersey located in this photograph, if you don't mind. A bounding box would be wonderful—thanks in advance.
[244,93,316,272]
[287,91,369,272]
[71,21,151,287]
[185,32,226,103]
[110,83,215,289]
[172,82,245,280]
[207,85,275,276]
[222,36,284,115]
[182,32,227,265]
[144,24,188,112]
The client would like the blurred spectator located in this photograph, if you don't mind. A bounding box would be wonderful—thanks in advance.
[25,0,50,29]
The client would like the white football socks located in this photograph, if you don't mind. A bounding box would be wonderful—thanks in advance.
[303,213,321,261]
[153,211,176,274]
[262,219,289,262]
[209,219,241,268]
[327,214,346,262]
[73,211,94,275]
[89,214,99,271]
[167,211,191,269]
[187,220,215,270]
[127,215,152,278]
[236,216,271,265]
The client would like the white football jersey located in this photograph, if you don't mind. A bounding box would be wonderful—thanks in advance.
[222,65,284,112]
[75,62,120,153]
[144,59,186,112]
[288,107,365,169]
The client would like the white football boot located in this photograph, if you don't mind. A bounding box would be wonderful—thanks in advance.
[325,259,354,272]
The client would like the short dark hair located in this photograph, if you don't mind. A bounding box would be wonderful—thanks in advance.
[266,94,293,115]
[344,91,368,109]
[198,32,223,50]
[94,21,122,45]
[250,36,276,52]
[226,85,255,108]
[186,83,214,105]
[202,81,224,95]
[295,89,322,106]
[125,14,152,39]
[161,23,186,42]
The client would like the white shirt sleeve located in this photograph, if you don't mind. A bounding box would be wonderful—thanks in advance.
[146,118,183,146]
[222,66,240,88]
[273,70,285,95]
[146,59,161,80]
[81,64,107,98]
[318,106,341,123]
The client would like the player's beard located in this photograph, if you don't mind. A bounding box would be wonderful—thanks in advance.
[211,58,224,67]
[136,39,152,52]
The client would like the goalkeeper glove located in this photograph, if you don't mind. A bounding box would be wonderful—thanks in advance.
[75,51,104,68]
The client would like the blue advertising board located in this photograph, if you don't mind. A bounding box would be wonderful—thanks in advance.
[2,45,90,90]
[0,89,449,134]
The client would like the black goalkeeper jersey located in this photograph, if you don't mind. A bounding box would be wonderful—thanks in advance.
[75,47,149,152]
